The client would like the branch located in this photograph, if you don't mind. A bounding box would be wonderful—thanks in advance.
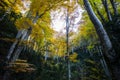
[110,0,118,15]
[101,0,112,21]
[93,2,106,24]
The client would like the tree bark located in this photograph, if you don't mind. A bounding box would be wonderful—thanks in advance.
[83,0,120,80]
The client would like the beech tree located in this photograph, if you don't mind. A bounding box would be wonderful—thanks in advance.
[2,0,68,80]
[82,0,120,79]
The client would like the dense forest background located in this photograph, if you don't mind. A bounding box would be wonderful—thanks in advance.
[0,0,120,80]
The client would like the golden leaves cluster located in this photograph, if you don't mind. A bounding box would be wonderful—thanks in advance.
[69,52,78,62]
[1,0,24,14]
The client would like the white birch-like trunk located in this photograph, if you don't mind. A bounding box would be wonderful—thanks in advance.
[6,30,23,61]
[10,29,31,63]
[45,51,48,61]
[66,10,71,80]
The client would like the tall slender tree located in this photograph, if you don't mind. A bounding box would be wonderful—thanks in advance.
[83,0,120,79]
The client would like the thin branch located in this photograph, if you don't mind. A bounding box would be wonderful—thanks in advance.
[93,2,106,24]
[101,0,112,21]
[110,0,118,15]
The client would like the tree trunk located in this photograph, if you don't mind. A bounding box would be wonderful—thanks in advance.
[97,46,112,80]
[6,30,23,61]
[83,0,120,80]
[66,10,71,80]
[3,28,32,80]
[83,0,116,60]
[10,29,31,63]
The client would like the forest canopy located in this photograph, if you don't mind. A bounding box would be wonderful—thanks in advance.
[0,0,120,80]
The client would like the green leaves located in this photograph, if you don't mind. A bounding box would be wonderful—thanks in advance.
[84,59,95,64]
